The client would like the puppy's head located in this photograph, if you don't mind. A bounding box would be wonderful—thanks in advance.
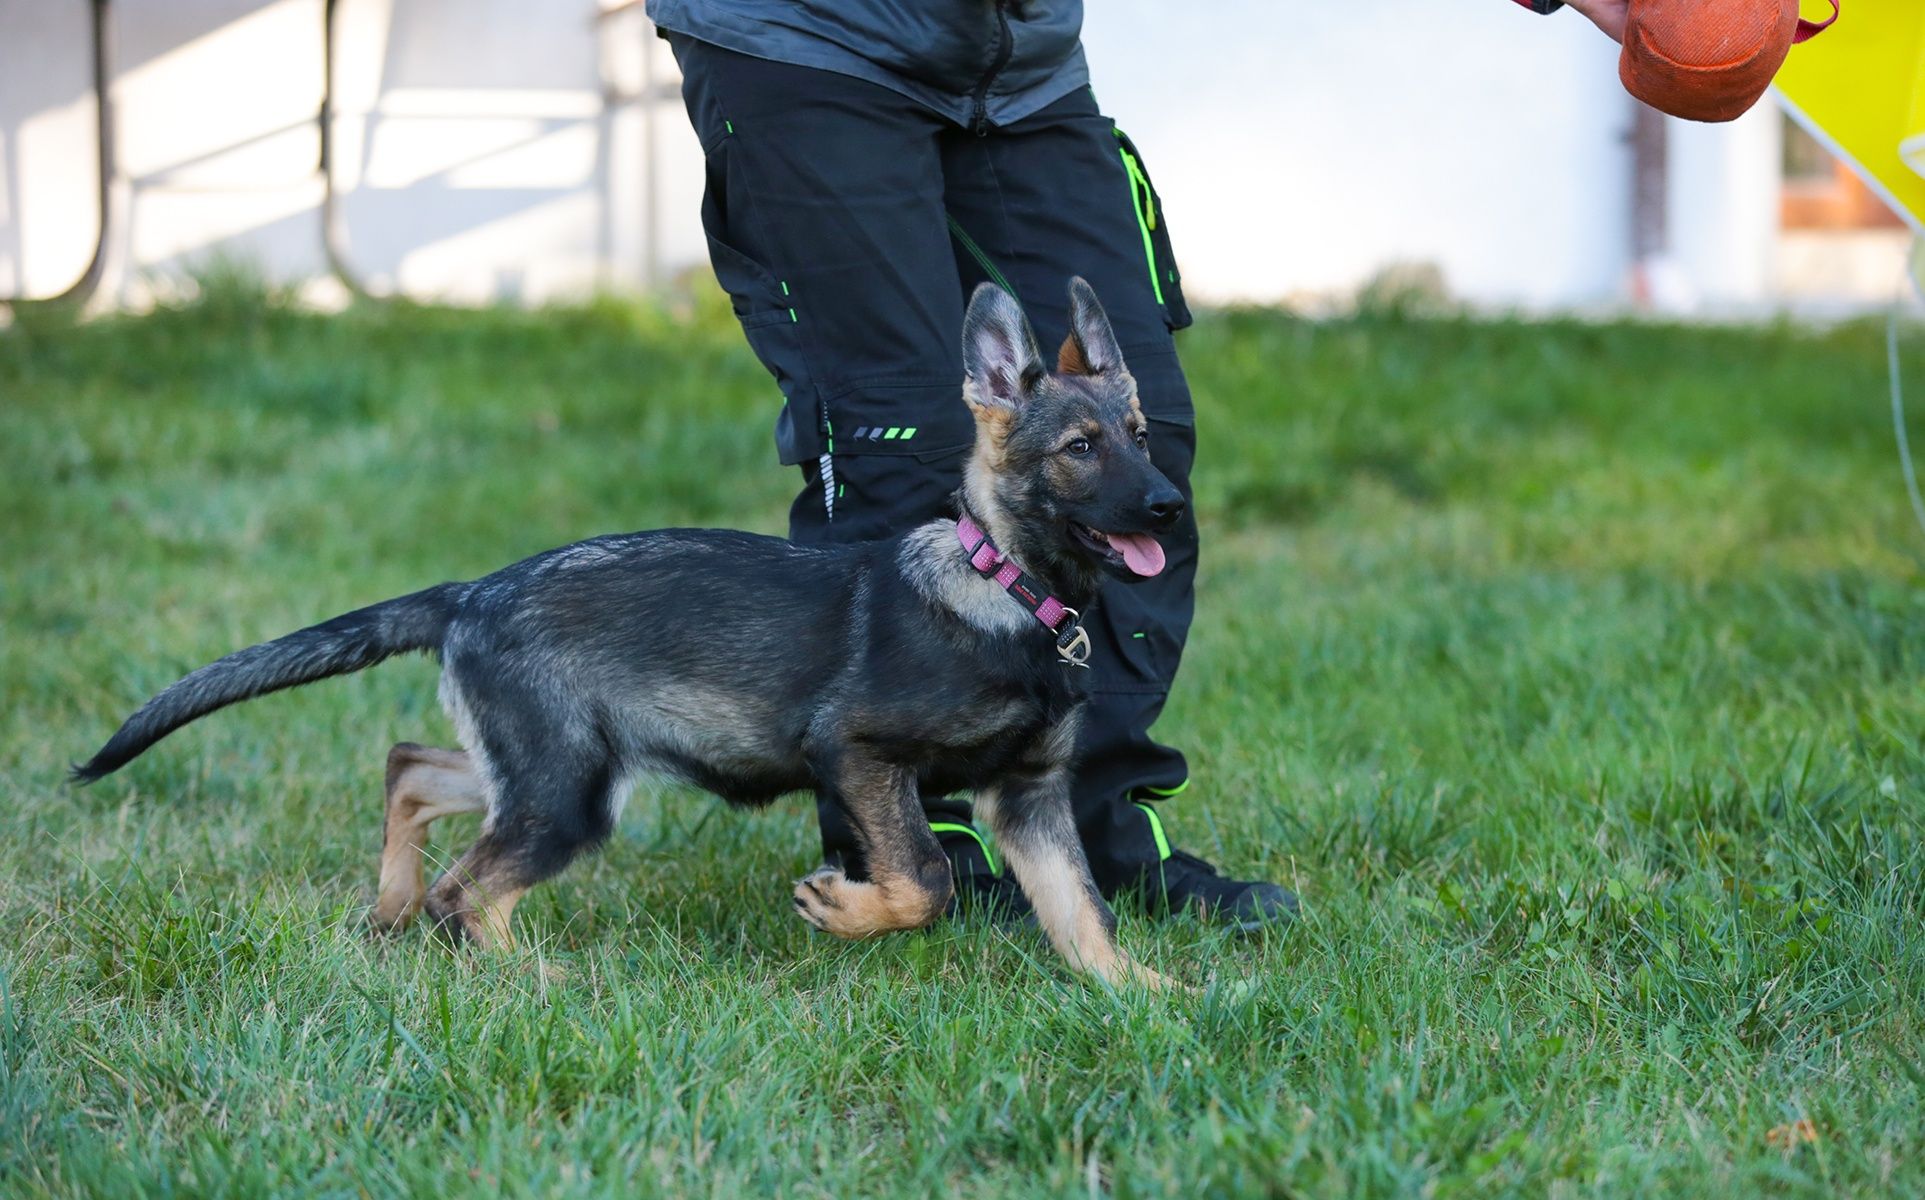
[960,278,1182,586]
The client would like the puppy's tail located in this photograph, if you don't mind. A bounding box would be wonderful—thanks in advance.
[70,583,465,785]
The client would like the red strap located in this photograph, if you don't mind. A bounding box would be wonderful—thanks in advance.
[1794,0,1838,43]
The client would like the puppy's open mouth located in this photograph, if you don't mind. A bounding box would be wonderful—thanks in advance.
[1071,523,1166,577]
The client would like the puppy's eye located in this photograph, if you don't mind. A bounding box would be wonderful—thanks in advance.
[1065,437,1093,457]
[1134,428,1150,448]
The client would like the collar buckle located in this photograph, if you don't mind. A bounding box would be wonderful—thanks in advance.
[1055,620,1092,668]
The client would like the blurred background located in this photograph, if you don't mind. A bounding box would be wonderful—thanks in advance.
[0,0,1911,317]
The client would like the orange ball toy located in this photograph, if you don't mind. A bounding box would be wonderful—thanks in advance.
[1620,0,1838,123]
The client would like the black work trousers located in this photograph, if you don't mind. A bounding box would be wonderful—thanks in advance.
[671,37,1198,890]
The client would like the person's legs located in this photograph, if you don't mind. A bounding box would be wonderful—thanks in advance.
[669,39,982,877]
[940,89,1294,924]
[671,43,1291,923]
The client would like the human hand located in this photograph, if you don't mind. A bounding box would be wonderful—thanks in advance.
[1565,0,1629,43]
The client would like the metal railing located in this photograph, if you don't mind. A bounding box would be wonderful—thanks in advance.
[1,0,113,308]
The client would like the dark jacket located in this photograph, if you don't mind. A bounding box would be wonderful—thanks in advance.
[644,0,1089,131]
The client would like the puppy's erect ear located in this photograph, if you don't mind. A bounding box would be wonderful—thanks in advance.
[1058,276,1125,376]
[962,283,1042,418]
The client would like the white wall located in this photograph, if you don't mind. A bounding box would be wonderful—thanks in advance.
[0,0,1797,312]
[1665,100,1783,308]
[1082,0,1637,309]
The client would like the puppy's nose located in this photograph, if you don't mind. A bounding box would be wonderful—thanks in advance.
[1144,485,1185,530]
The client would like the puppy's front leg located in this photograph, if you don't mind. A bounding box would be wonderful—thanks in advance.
[977,773,1174,992]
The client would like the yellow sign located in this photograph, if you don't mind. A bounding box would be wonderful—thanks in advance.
[1774,0,1925,231]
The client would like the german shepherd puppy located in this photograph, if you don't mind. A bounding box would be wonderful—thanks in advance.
[73,279,1184,990]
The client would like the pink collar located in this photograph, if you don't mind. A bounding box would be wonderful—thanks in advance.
[956,512,1092,667]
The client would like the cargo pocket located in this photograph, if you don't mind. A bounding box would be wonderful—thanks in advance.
[699,138,822,466]
[1112,127,1193,333]
[819,381,976,461]
[1090,581,1182,693]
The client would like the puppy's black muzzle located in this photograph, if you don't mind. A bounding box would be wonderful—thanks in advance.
[1143,484,1185,531]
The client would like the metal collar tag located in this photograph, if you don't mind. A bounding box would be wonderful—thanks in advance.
[1055,617,1091,668]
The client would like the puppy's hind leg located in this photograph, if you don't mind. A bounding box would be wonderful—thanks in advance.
[423,746,619,950]
[373,744,488,932]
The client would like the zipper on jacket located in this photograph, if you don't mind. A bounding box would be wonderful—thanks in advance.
[970,1,1013,136]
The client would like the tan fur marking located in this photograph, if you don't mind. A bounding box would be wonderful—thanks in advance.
[426,847,530,950]
[473,884,528,949]
[961,442,1003,513]
[1052,421,1101,452]
[792,866,943,938]
[1058,333,1091,376]
[792,757,950,936]
[998,836,1173,991]
[964,405,1014,473]
[374,743,488,931]
[958,419,1049,571]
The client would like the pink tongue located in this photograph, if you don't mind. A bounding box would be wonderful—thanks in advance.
[1109,532,1166,577]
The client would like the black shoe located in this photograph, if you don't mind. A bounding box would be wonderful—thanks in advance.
[930,821,1032,923]
[1123,849,1299,932]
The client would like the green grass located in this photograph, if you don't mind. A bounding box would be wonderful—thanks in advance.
[3,282,1923,1197]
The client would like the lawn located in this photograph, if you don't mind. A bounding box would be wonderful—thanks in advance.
[1,282,1921,1197]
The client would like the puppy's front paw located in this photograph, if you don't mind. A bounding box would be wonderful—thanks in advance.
[367,894,421,935]
[792,866,889,939]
